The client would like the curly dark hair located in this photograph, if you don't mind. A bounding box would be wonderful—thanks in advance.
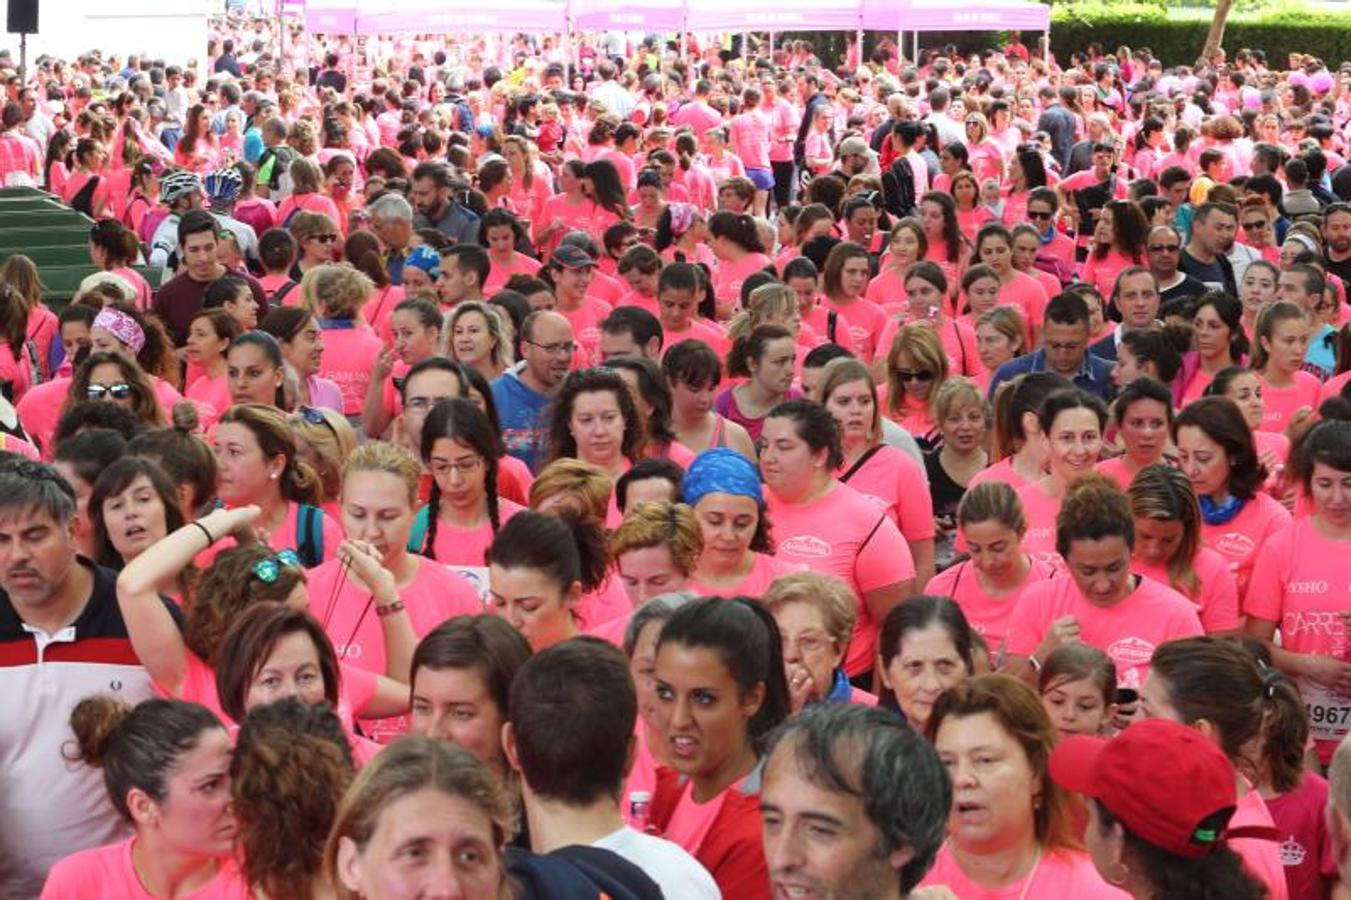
[546,367,647,465]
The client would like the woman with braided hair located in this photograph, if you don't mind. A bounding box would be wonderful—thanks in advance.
[411,397,524,568]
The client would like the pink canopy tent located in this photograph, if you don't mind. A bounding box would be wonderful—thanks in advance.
[569,0,686,33]
[860,0,1050,33]
[682,0,863,33]
[305,0,568,34]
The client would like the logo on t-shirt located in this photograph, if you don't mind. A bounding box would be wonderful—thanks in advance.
[1214,531,1255,558]
[780,534,832,559]
[1107,636,1156,668]
[1280,835,1308,867]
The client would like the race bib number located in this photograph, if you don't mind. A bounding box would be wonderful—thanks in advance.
[1301,678,1351,742]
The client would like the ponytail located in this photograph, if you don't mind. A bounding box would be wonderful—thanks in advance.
[1259,668,1308,795]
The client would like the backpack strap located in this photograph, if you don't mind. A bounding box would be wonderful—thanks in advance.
[827,309,838,344]
[839,444,884,483]
[296,503,323,567]
[407,505,430,553]
[270,280,300,306]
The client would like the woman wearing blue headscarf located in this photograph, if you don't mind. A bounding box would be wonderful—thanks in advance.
[682,448,802,597]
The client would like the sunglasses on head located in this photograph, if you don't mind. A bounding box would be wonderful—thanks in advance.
[895,369,935,383]
[252,549,302,583]
[87,382,133,400]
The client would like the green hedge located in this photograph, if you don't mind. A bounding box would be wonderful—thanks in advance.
[1049,2,1351,66]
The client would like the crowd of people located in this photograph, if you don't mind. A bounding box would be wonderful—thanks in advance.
[3,12,1351,900]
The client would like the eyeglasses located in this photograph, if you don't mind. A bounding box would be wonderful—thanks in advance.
[895,369,935,383]
[525,339,577,356]
[1241,220,1268,231]
[252,549,302,583]
[1147,243,1181,253]
[87,382,133,400]
[1027,210,1054,221]
[430,455,484,478]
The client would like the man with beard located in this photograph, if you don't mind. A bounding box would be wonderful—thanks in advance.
[1323,202,1351,285]
[761,703,950,900]
[410,160,479,246]
[493,310,574,472]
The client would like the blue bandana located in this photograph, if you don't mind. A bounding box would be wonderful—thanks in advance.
[825,668,853,703]
[681,448,763,507]
[1199,493,1246,526]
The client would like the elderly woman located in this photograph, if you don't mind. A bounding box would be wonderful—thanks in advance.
[763,571,875,712]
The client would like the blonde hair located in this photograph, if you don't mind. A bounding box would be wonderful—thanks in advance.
[976,306,1027,357]
[956,480,1027,535]
[762,571,858,647]
[446,301,514,371]
[886,323,949,418]
[289,210,337,245]
[815,356,882,445]
[609,501,703,576]
[290,406,358,505]
[529,459,613,521]
[302,264,373,319]
[343,440,422,508]
[933,377,985,424]
[726,282,798,344]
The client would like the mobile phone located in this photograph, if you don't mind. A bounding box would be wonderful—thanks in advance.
[1115,688,1139,706]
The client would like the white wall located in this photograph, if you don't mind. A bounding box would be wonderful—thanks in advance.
[1,0,210,66]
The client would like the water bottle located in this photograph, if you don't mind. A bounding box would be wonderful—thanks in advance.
[628,790,652,833]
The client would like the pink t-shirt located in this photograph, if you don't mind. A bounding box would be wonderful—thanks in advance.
[865,268,909,314]
[1006,573,1204,689]
[1014,480,1067,572]
[801,303,858,355]
[1318,369,1351,404]
[920,844,1129,899]
[998,270,1050,333]
[1231,788,1291,900]
[1247,517,1351,760]
[728,110,772,170]
[967,456,1034,493]
[1132,545,1240,635]
[767,482,914,675]
[268,501,345,566]
[664,318,730,359]
[1200,491,1291,602]
[1259,371,1322,433]
[40,838,248,900]
[825,296,889,362]
[186,373,231,420]
[558,296,614,367]
[1263,774,1338,900]
[577,574,633,632]
[712,252,772,308]
[875,316,982,378]
[308,555,481,743]
[688,552,804,599]
[836,444,935,542]
[924,556,1055,663]
[483,252,542,296]
[422,499,525,568]
[1079,249,1140,301]
[318,320,385,416]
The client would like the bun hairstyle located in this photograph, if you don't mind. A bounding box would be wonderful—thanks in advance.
[231,697,355,900]
[126,405,218,516]
[487,508,609,596]
[66,695,222,822]
[218,403,322,506]
[708,210,766,253]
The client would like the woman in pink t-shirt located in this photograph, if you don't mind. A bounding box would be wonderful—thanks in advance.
[1207,366,1293,498]
[407,614,532,781]
[952,172,997,244]
[764,572,879,711]
[1246,421,1351,764]
[926,482,1054,663]
[607,501,701,623]
[1127,464,1241,635]
[922,675,1130,899]
[1005,476,1205,690]
[920,192,969,316]
[761,401,916,677]
[303,265,385,416]
[362,297,442,441]
[823,241,889,362]
[43,695,245,900]
[1098,377,1172,488]
[709,211,772,320]
[1175,397,1292,601]
[817,356,936,585]
[974,224,1051,338]
[413,397,525,570]
[184,309,237,417]
[1079,199,1147,300]
[881,322,948,450]
[1141,639,1292,900]
[664,340,758,460]
[1015,389,1109,571]
[215,404,344,566]
[1179,293,1250,406]
[480,209,542,296]
[487,509,610,651]
[973,305,1027,392]
[254,310,342,413]
[1253,302,1321,434]
[865,218,924,313]
[878,262,983,380]
[969,371,1073,495]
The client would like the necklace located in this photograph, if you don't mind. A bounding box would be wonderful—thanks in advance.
[1015,847,1043,900]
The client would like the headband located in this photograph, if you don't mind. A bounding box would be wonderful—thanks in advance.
[681,448,763,507]
[92,308,146,355]
[667,202,698,239]
[1287,232,1318,255]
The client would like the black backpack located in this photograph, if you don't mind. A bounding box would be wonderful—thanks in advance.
[506,845,665,900]
[881,156,918,219]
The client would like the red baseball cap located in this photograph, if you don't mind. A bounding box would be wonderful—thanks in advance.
[1050,719,1263,859]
